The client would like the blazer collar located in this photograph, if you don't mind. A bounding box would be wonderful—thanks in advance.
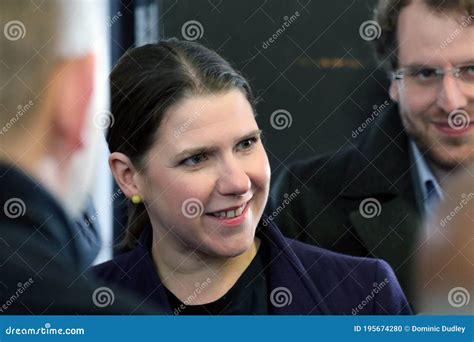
[333,107,422,289]
[0,162,93,271]
[341,104,414,198]
[129,216,330,315]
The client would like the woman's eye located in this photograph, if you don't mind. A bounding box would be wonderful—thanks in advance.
[237,137,259,151]
[181,153,208,166]
[412,68,438,80]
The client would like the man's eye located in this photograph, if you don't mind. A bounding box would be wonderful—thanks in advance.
[460,65,474,79]
[412,68,438,80]
[237,137,258,151]
[181,153,208,166]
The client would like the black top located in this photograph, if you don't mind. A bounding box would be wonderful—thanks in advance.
[165,241,269,315]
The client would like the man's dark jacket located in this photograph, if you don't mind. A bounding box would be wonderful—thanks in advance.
[0,163,151,314]
[268,104,422,309]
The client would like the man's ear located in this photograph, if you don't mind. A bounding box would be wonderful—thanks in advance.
[109,152,142,200]
[50,53,95,156]
[389,80,400,103]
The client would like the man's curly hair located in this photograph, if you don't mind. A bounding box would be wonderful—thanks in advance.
[372,0,474,71]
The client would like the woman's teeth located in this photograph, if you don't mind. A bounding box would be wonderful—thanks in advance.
[212,204,245,219]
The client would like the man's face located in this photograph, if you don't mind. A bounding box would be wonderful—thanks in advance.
[390,1,474,171]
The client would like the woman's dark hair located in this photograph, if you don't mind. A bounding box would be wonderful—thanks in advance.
[107,38,256,249]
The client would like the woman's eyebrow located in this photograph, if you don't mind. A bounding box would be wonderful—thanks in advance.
[174,129,263,159]
[234,129,262,144]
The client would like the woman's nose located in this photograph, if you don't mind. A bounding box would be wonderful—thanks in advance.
[215,157,251,196]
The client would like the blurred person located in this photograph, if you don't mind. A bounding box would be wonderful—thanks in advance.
[0,0,151,314]
[416,164,473,314]
[91,40,411,315]
[269,0,474,310]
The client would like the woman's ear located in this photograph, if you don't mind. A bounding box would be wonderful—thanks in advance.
[109,152,142,199]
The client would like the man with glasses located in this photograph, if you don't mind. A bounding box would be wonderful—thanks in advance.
[269,0,473,310]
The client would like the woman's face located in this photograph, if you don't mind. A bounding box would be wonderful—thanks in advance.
[136,89,270,258]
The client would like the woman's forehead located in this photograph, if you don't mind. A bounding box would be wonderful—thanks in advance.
[159,90,257,141]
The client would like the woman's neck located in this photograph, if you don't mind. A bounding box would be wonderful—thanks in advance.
[151,234,261,305]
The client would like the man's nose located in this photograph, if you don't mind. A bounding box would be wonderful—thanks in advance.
[437,74,469,113]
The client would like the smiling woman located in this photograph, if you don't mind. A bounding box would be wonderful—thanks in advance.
[91,39,412,315]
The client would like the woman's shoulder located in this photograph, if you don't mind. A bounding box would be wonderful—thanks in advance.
[283,237,412,314]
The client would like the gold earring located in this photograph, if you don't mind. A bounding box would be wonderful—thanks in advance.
[131,194,142,204]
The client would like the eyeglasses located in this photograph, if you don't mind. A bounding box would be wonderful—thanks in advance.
[392,63,474,88]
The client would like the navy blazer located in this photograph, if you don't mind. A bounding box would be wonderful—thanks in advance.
[92,218,412,315]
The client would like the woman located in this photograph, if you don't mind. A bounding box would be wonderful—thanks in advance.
[92,39,411,315]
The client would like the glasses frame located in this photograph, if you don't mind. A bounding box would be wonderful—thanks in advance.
[391,63,474,82]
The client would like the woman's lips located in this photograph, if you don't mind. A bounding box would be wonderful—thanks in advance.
[205,201,250,227]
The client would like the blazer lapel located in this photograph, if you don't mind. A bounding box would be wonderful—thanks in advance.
[348,195,420,269]
[262,220,330,315]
